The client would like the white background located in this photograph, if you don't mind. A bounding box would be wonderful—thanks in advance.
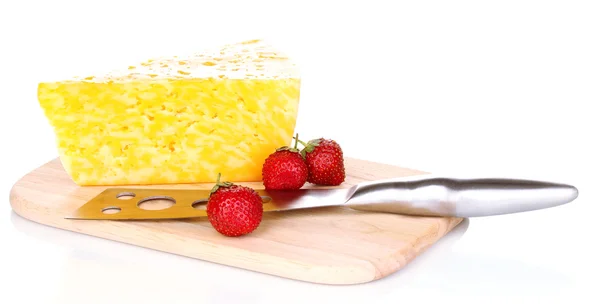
[1,0,599,303]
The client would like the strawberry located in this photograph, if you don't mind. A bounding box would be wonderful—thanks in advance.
[206,174,263,237]
[299,138,345,186]
[262,134,308,190]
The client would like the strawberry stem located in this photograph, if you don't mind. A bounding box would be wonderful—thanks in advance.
[293,133,300,149]
[211,172,233,195]
[295,135,308,147]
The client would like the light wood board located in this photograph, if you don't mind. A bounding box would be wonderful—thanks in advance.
[10,157,462,285]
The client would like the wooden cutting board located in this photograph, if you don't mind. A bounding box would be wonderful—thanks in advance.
[9,157,462,285]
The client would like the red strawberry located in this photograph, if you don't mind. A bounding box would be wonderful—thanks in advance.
[262,134,308,190]
[206,174,263,237]
[300,138,345,186]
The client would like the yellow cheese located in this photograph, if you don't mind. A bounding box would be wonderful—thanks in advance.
[37,39,301,186]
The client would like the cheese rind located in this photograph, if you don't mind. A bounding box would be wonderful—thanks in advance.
[38,40,301,185]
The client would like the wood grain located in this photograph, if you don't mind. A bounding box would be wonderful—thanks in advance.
[9,157,462,285]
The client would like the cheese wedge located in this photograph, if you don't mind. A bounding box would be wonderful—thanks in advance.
[37,39,301,186]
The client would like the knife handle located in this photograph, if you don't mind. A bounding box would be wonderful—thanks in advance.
[344,177,579,217]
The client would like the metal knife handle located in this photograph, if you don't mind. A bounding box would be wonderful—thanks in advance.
[344,177,579,217]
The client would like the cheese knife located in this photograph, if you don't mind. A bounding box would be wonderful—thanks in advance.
[65,175,579,220]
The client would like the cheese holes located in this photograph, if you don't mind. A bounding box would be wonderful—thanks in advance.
[192,199,208,210]
[102,207,122,214]
[117,192,135,200]
[137,196,176,210]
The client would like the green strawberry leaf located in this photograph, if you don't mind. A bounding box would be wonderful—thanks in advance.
[299,138,320,158]
[210,173,234,195]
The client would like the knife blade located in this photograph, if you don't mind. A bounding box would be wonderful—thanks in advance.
[65,176,579,220]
